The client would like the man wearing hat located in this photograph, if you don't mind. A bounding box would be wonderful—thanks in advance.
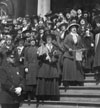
[14,37,26,77]
[0,51,25,108]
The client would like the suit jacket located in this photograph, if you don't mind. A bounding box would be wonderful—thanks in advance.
[14,46,25,66]
[0,61,25,104]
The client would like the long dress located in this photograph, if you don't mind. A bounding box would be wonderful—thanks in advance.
[36,44,60,101]
[62,32,84,86]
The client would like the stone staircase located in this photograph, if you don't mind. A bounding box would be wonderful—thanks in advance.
[23,72,100,108]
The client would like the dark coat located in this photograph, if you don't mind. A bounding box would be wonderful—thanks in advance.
[83,33,94,69]
[93,36,100,68]
[24,46,39,85]
[14,46,25,77]
[0,61,25,104]
[37,45,59,78]
[62,33,84,82]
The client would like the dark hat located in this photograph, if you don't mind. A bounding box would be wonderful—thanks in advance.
[45,11,52,17]
[15,36,26,44]
[58,21,68,29]
[38,25,45,31]
[22,28,31,34]
[50,14,59,21]
[67,22,80,31]
[94,16,100,23]
[46,20,54,28]
[32,15,39,20]
[6,50,14,58]
[44,31,56,41]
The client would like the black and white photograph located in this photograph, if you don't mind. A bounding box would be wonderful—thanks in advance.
[0,0,100,108]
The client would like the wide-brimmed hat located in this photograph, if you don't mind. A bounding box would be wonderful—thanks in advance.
[58,21,68,29]
[38,25,45,31]
[44,31,56,42]
[45,11,52,17]
[50,14,59,21]
[67,22,80,31]
[31,27,37,32]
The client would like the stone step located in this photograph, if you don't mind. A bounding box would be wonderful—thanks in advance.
[85,73,95,77]
[61,79,97,86]
[20,104,100,108]
[60,93,100,97]
[85,76,95,80]
[60,96,100,102]
[60,90,100,95]
[23,100,100,108]
[59,86,100,90]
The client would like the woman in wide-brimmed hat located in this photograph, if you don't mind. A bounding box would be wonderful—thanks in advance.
[36,32,60,102]
[62,22,85,89]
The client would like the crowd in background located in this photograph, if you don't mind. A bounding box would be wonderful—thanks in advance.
[0,7,100,107]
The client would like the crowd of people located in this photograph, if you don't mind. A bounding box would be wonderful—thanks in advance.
[0,7,100,108]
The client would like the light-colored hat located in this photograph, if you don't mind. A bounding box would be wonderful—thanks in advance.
[67,22,80,31]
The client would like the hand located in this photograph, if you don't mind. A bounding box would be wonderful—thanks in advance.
[25,68,28,73]
[69,48,72,52]
[91,43,94,47]
[15,87,22,96]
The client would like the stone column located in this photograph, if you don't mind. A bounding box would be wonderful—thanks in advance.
[37,0,51,17]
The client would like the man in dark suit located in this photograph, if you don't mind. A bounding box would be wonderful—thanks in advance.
[0,51,25,108]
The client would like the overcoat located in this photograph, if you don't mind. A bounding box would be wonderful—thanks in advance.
[93,35,100,68]
[24,46,39,85]
[0,61,25,104]
[62,33,84,83]
[14,46,25,77]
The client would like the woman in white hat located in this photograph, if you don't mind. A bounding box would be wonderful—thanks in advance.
[62,22,84,89]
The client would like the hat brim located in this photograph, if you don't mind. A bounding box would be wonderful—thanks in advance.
[67,23,80,31]
[59,23,68,29]
[45,33,56,41]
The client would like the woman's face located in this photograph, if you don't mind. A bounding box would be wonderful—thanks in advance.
[39,29,44,34]
[70,26,77,33]
[60,25,66,31]
[80,19,85,25]
[66,13,71,19]
[46,37,52,44]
